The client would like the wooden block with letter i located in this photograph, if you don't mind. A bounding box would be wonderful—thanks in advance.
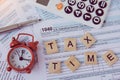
[64,38,77,52]
[102,50,118,66]
[65,56,80,72]
[44,40,58,54]
[85,52,98,65]
[48,61,61,73]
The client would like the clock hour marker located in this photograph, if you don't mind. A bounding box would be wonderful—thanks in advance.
[18,49,20,53]
[16,50,18,54]
[26,63,29,66]
[28,56,31,58]
[18,65,21,68]
[28,60,31,63]
[14,64,16,66]
[11,55,14,59]
[22,50,25,53]
[16,50,20,57]
[26,52,28,55]
[14,52,17,55]
[12,60,15,63]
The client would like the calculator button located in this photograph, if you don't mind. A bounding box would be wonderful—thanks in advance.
[96,9,104,16]
[68,0,76,6]
[99,1,107,8]
[77,2,85,9]
[83,13,92,21]
[86,5,95,13]
[74,9,82,17]
[92,16,101,24]
[89,0,97,5]
[64,6,73,14]
[61,0,66,2]
[56,3,63,10]
[81,0,87,1]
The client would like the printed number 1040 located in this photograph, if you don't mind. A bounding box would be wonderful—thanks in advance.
[42,27,53,32]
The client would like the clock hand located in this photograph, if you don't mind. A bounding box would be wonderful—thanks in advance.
[21,50,25,57]
[22,58,31,62]
[20,53,24,57]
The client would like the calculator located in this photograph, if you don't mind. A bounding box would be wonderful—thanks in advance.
[36,0,111,28]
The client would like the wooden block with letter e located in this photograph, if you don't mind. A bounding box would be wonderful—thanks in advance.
[102,50,118,66]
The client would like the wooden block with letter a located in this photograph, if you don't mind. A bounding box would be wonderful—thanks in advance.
[64,38,77,52]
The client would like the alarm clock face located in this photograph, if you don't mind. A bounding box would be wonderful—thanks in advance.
[8,46,34,71]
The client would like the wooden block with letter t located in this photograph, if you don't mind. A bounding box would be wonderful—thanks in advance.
[102,50,118,66]
[48,61,61,73]
[85,52,98,65]
[64,38,77,52]
[65,56,80,72]
[44,40,58,54]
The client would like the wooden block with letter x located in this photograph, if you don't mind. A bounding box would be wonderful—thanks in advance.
[65,56,80,72]
[44,40,58,54]
[64,38,77,52]
[80,33,96,48]
[85,52,98,65]
[102,50,118,66]
[48,61,61,73]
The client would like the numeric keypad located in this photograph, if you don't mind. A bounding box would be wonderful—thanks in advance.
[45,0,111,28]
[62,0,110,26]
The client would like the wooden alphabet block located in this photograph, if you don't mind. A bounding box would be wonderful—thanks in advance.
[102,50,118,66]
[65,56,80,72]
[48,61,61,73]
[85,52,97,65]
[64,38,77,51]
[80,33,96,48]
[44,40,58,54]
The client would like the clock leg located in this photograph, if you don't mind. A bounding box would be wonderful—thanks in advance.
[7,67,12,71]
[26,68,31,73]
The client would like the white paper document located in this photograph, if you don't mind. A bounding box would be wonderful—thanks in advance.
[0,0,41,80]
[32,0,120,79]
[0,0,39,33]
[0,0,120,80]
[33,18,120,80]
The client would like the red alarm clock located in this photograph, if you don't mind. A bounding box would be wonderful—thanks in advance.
[7,33,38,73]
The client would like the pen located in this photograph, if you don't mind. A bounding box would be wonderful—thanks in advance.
[0,19,41,33]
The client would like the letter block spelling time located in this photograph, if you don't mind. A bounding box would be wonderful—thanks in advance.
[85,52,98,65]
[48,61,61,73]
[65,56,80,72]
[102,50,118,66]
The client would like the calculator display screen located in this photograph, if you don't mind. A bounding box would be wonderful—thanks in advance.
[36,0,49,6]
